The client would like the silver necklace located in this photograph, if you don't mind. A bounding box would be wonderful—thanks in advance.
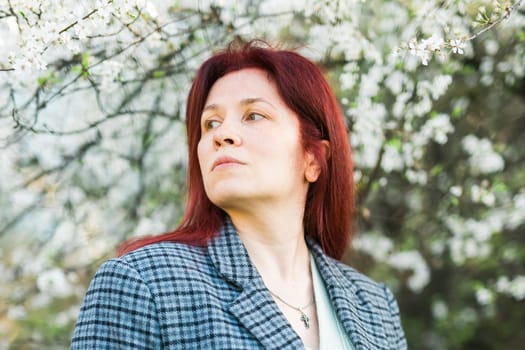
[268,289,314,329]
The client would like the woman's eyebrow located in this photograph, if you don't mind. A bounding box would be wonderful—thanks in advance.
[202,103,219,113]
[239,97,276,109]
[203,97,276,113]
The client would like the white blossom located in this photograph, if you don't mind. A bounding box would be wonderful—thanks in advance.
[507,193,525,229]
[496,276,525,301]
[430,75,453,100]
[476,287,494,306]
[339,71,359,91]
[134,217,167,237]
[470,184,497,207]
[462,135,505,174]
[7,305,27,320]
[450,185,463,197]
[408,38,431,65]
[385,71,407,95]
[91,60,124,92]
[425,113,454,144]
[381,144,404,173]
[432,300,448,320]
[36,268,74,298]
[405,169,428,185]
[388,250,430,292]
[422,34,444,52]
[484,39,499,55]
[392,92,412,118]
[449,39,465,54]
[349,99,386,168]
[353,231,394,262]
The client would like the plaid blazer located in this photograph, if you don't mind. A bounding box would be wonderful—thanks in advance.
[71,219,407,349]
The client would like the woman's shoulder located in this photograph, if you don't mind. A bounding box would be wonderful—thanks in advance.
[93,241,212,286]
[120,240,208,267]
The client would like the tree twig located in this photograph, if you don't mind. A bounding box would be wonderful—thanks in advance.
[465,0,523,41]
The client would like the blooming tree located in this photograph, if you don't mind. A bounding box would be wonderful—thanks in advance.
[1,0,524,348]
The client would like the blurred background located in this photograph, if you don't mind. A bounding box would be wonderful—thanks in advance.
[1,0,524,349]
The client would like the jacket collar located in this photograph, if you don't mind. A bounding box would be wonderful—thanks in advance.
[306,236,388,349]
[207,216,258,289]
[207,217,304,349]
[208,217,386,349]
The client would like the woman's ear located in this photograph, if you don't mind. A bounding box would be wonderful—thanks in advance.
[305,163,320,183]
[305,140,330,183]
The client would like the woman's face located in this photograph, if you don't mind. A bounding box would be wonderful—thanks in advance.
[197,68,319,213]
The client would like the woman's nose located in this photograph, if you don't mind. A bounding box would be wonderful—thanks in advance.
[213,126,242,149]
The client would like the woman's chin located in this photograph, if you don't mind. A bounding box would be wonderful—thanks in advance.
[208,191,262,212]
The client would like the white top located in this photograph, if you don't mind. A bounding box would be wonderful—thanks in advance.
[305,254,355,350]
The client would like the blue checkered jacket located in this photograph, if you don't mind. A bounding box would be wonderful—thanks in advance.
[71,219,407,349]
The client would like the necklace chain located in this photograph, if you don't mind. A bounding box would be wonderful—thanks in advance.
[267,289,314,329]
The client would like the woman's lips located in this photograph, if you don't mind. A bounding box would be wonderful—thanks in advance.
[212,156,245,171]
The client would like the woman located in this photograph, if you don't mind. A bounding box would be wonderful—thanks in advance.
[71,40,407,349]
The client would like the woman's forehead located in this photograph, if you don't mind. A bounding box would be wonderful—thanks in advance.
[205,68,281,106]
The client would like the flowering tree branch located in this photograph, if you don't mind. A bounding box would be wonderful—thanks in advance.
[466,0,523,41]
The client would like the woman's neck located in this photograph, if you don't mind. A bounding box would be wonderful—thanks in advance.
[226,207,310,285]
[226,206,318,349]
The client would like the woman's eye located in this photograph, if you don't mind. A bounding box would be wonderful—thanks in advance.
[245,112,265,121]
[205,119,221,130]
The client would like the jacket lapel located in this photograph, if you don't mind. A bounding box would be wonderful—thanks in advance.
[307,238,389,350]
[208,218,304,349]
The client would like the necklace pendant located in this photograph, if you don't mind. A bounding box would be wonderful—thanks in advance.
[300,312,310,329]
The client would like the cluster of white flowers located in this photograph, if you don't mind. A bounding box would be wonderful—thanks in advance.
[508,193,525,229]
[90,59,124,92]
[414,113,455,145]
[446,216,498,265]
[354,232,431,293]
[444,186,525,267]
[471,183,496,207]
[381,144,405,173]
[36,267,75,298]
[432,299,449,320]
[388,250,431,293]
[462,135,505,174]
[339,63,360,91]
[349,100,387,168]
[406,34,445,65]
[496,275,525,300]
[396,0,525,68]
[353,231,394,262]
[303,0,360,25]
[475,287,494,306]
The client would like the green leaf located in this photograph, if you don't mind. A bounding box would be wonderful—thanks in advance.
[37,72,61,88]
[81,53,89,69]
[493,181,507,193]
[152,70,165,78]
[388,138,403,151]
[430,165,443,176]
[37,77,47,88]
[452,105,463,118]
[78,53,90,78]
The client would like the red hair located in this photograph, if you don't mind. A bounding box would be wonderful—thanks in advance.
[118,40,354,260]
